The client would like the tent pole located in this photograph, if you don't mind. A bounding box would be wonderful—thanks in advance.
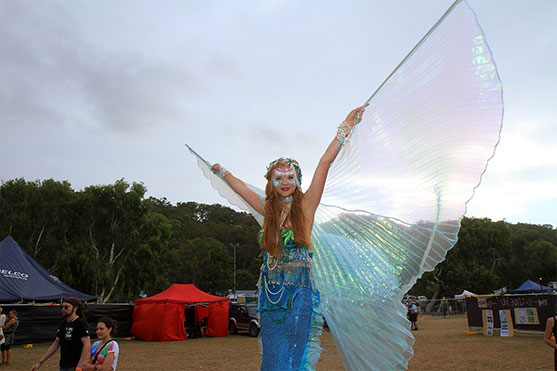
[233,243,238,295]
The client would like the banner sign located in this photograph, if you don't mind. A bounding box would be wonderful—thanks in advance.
[466,294,556,333]
[499,309,514,336]
[483,309,494,336]
[514,307,540,325]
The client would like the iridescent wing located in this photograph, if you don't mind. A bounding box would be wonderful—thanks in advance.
[186,144,265,226]
[187,0,503,369]
[310,1,502,369]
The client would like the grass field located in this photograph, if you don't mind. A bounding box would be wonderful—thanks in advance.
[6,316,554,370]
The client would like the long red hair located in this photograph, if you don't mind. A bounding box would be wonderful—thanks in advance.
[262,161,311,258]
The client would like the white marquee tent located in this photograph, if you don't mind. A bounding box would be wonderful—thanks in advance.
[454,290,476,299]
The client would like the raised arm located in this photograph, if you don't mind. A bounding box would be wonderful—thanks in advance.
[211,164,266,215]
[303,107,364,219]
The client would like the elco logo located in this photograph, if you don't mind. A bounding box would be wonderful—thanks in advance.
[0,269,29,280]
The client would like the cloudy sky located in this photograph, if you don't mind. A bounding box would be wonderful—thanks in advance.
[1,0,556,226]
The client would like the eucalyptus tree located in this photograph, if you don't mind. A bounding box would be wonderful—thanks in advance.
[0,178,77,273]
[76,179,170,302]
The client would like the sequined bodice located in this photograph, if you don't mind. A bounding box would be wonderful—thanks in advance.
[257,229,314,315]
[262,228,312,277]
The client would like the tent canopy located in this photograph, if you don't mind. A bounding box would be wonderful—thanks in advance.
[455,290,476,299]
[135,284,228,304]
[0,235,97,302]
[131,284,229,341]
[509,279,553,293]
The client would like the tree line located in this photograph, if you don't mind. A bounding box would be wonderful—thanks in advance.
[409,217,557,301]
[1,178,555,303]
[0,178,261,303]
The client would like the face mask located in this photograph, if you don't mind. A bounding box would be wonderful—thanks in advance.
[267,158,302,186]
[273,166,297,188]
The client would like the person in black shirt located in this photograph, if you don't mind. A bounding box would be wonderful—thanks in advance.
[31,297,91,371]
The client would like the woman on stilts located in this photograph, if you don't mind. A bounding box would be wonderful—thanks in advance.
[211,107,363,370]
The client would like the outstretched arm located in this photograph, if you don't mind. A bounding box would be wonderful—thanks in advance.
[30,338,60,370]
[304,107,364,220]
[211,164,266,215]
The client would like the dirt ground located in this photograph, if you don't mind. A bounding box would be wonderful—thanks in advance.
[8,316,554,370]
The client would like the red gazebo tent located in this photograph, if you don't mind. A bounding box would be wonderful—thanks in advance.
[131,284,229,341]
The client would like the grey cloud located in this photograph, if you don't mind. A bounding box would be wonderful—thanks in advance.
[246,123,289,154]
[204,52,246,81]
[80,54,197,132]
[0,1,77,129]
[244,122,318,156]
[0,0,199,133]
[510,166,557,183]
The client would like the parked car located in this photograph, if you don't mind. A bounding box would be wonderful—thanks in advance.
[417,295,428,309]
[229,303,260,337]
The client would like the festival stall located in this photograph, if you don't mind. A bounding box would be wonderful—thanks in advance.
[454,290,476,299]
[131,284,229,341]
[466,291,557,334]
[508,279,553,294]
[0,235,97,302]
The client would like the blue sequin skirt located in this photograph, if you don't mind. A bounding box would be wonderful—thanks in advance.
[260,287,323,371]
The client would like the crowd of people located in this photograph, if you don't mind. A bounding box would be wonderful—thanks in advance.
[1,294,557,370]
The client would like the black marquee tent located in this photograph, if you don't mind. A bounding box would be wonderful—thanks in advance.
[0,235,97,302]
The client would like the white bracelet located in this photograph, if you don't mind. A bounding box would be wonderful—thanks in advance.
[214,166,230,179]
[335,120,353,145]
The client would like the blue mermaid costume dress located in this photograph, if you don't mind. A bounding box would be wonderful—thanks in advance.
[187,1,503,369]
[257,229,323,371]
